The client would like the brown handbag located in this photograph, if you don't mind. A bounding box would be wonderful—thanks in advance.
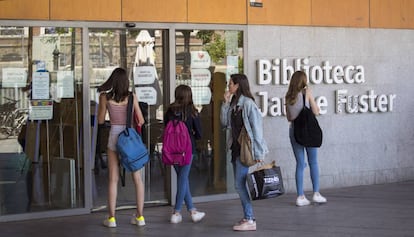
[238,126,256,167]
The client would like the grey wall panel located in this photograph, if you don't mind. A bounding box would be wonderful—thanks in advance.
[247,25,414,194]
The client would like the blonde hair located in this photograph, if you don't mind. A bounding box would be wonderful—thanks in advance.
[285,71,308,105]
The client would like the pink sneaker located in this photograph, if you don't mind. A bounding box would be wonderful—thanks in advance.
[233,219,256,231]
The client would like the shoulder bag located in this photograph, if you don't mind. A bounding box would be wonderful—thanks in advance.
[238,126,256,167]
[293,93,323,147]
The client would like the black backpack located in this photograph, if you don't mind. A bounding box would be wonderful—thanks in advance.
[293,93,323,147]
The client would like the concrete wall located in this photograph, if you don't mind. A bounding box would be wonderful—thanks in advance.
[246,25,414,193]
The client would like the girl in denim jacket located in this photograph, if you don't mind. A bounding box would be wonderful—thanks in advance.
[220,74,268,231]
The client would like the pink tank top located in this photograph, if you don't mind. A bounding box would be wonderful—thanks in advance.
[107,102,128,125]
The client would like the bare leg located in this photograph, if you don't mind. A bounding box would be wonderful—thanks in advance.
[107,149,119,217]
[131,169,144,217]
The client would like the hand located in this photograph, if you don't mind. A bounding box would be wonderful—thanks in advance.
[223,91,231,103]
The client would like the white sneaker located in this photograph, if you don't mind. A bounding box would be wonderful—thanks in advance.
[130,215,146,226]
[233,219,256,231]
[170,213,182,224]
[313,192,327,203]
[191,210,205,222]
[103,216,117,228]
[296,196,311,206]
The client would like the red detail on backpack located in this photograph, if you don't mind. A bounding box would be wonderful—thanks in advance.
[162,120,192,166]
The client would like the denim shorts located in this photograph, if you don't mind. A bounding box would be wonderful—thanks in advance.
[107,125,125,151]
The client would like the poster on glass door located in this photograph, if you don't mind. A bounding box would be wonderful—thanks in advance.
[190,51,212,105]
[2,68,27,88]
[32,72,50,100]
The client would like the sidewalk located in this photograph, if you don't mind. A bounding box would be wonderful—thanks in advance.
[3,180,414,237]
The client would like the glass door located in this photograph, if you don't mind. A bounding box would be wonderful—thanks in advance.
[0,26,84,216]
[89,28,169,210]
[175,29,244,197]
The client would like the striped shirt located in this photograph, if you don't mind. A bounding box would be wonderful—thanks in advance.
[107,102,128,125]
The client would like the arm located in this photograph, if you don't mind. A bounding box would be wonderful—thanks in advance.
[286,104,293,121]
[220,102,230,127]
[192,114,202,140]
[245,101,267,161]
[164,107,171,126]
[97,93,107,124]
[220,91,232,127]
[133,94,145,126]
[306,88,320,115]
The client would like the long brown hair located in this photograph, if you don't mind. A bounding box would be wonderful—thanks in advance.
[230,74,255,106]
[169,85,198,119]
[97,67,130,102]
[285,71,308,105]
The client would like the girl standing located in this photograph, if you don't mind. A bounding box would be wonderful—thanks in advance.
[164,85,205,224]
[97,68,146,227]
[220,74,268,231]
[285,71,327,206]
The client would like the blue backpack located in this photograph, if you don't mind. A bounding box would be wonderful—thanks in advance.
[162,119,192,166]
[116,94,149,172]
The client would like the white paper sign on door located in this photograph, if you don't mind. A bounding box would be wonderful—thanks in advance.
[135,87,157,105]
[191,87,212,105]
[190,69,211,87]
[133,66,156,85]
[29,100,53,120]
[2,68,27,88]
[57,71,74,98]
[190,51,211,69]
[32,72,50,100]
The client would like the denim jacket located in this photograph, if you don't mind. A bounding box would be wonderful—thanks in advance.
[220,95,269,160]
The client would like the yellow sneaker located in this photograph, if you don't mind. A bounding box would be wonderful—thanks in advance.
[131,215,146,226]
[103,216,116,228]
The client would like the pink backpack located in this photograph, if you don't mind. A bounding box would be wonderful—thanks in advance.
[162,120,192,166]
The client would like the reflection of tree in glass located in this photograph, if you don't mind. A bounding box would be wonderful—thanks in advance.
[205,34,225,64]
[196,31,243,69]
[238,31,243,48]
[89,30,116,67]
[0,26,25,36]
[41,27,71,44]
[196,31,225,64]
[196,30,214,44]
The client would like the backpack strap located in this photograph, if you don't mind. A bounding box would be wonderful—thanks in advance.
[302,91,306,109]
[172,112,183,126]
[126,93,133,128]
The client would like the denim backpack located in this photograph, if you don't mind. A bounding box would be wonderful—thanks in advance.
[116,94,149,172]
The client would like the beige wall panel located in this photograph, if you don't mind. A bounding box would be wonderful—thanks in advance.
[312,0,369,27]
[122,0,187,22]
[50,0,121,21]
[188,0,246,24]
[0,0,49,20]
[248,0,311,26]
[370,0,414,29]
